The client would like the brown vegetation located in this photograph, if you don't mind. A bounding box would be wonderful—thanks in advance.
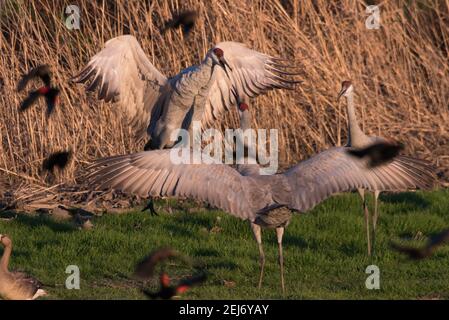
[0,0,448,196]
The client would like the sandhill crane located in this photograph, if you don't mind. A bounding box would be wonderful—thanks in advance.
[337,80,437,255]
[73,35,299,149]
[0,234,47,300]
[86,139,434,293]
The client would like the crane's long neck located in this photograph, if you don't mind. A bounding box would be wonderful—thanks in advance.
[236,109,260,176]
[345,92,366,147]
[0,243,11,272]
[240,109,251,132]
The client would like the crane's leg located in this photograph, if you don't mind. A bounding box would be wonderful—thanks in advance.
[371,190,381,255]
[250,222,265,289]
[358,188,371,256]
[276,227,285,294]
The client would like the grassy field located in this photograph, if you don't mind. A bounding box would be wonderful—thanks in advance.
[1,189,448,300]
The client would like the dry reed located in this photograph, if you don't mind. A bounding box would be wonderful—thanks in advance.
[0,0,448,193]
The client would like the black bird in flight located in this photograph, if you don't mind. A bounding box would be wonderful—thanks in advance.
[134,247,206,299]
[391,229,449,260]
[142,272,207,300]
[17,64,60,116]
[134,247,179,280]
[347,141,404,168]
[161,10,198,37]
[42,150,72,173]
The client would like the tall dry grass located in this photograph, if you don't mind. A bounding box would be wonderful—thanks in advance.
[0,0,448,191]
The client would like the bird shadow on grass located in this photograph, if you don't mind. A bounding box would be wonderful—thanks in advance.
[193,248,220,257]
[202,261,239,271]
[163,222,197,239]
[0,248,31,260]
[338,241,363,257]
[379,192,430,211]
[283,235,310,249]
[12,212,77,233]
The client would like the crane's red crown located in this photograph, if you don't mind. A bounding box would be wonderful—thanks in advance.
[238,102,249,111]
[213,48,224,58]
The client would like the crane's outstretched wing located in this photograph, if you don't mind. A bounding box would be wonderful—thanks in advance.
[279,147,437,212]
[87,149,271,220]
[202,42,300,126]
[73,35,168,138]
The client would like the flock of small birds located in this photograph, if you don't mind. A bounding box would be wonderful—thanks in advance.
[16,65,70,174]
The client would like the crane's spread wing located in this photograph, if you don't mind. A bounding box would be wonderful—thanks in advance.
[202,42,299,126]
[73,35,168,137]
[87,149,272,220]
[279,147,436,212]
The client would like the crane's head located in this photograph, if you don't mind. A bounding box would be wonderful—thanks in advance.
[0,234,11,246]
[337,80,353,101]
[210,47,232,78]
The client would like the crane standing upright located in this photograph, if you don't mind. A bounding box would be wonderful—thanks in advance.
[337,80,437,255]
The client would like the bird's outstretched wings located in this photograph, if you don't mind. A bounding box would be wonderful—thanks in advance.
[88,145,436,220]
[280,147,436,212]
[134,247,180,280]
[202,41,300,126]
[72,35,168,138]
[87,149,268,220]
[390,229,449,260]
[17,64,51,91]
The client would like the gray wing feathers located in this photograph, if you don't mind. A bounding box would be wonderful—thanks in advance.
[73,35,167,138]
[87,150,264,220]
[203,42,299,126]
[281,147,436,212]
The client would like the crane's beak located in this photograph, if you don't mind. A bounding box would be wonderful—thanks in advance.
[336,88,346,102]
[219,57,232,79]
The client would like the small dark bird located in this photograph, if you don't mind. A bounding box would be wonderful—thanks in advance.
[134,247,180,280]
[42,150,72,173]
[141,199,158,216]
[17,65,51,91]
[17,65,60,116]
[347,141,404,168]
[142,271,207,300]
[134,247,205,299]
[161,10,198,37]
[391,229,449,260]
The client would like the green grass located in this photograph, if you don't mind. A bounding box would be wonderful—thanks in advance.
[1,190,449,300]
